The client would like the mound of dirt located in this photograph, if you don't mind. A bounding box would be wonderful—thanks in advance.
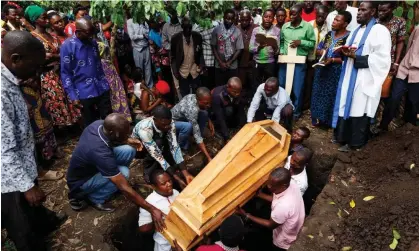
[290,124,419,251]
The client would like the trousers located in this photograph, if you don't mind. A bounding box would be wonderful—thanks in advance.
[77,145,136,204]
[278,63,307,118]
[381,78,419,130]
[334,115,370,148]
[133,48,154,88]
[174,110,209,149]
[253,63,276,95]
[179,74,201,98]
[214,68,238,87]
[1,189,61,251]
[80,90,112,127]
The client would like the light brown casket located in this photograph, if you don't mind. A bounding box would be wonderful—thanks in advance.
[162,120,291,250]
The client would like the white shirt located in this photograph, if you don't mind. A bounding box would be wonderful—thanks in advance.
[284,156,308,195]
[253,14,262,25]
[247,83,293,123]
[138,190,180,251]
[308,20,328,61]
[326,5,359,32]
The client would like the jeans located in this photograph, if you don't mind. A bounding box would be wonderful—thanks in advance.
[278,63,307,118]
[133,48,153,88]
[174,110,209,149]
[80,91,112,127]
[78,145,136,204]
[381,78,419,130]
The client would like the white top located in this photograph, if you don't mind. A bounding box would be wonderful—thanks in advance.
[284,156,308,195]
[247,83,293,123]
[338,24,391,118]
[139,190,180,251]
[326,5,359,32]
[253,14,262,25]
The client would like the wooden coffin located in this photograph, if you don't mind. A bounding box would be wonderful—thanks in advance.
[162,120,291,250]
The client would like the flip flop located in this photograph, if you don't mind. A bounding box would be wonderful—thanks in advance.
[38,170,64,181]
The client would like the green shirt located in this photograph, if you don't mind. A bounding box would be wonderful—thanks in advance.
[280,20,316,56]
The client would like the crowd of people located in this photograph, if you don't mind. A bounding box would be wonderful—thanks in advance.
[1,0,418,251]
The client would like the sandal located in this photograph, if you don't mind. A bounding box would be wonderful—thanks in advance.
[38,170,64,181]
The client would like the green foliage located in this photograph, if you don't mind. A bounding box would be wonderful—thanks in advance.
[33,0,78,12]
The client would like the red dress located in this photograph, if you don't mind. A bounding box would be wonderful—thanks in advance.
[31,32,81,126]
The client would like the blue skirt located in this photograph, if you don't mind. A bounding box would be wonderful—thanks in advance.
[310,64,342,126]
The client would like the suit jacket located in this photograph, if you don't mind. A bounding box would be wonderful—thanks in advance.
[170,31,204,75]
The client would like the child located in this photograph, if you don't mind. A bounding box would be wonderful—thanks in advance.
[284,147,313,195]
[289,126,311,155]
[138,169,179,251]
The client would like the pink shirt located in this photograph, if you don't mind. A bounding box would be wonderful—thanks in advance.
[271,181,305,249]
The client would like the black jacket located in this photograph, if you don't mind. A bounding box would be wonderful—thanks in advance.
[170,31,204,75]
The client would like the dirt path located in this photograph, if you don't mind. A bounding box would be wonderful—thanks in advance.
[290,124,419,251]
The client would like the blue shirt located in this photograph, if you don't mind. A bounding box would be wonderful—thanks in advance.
[66,120,120,197]
[60,36,109,101]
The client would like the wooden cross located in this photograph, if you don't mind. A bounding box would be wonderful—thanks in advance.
[278,46,307,96]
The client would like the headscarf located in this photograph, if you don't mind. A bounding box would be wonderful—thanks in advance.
[24,5,45,24]
[155,80,170,95]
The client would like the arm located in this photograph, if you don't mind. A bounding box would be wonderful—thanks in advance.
[140,91,162,113]
[299,25,316,50]
[247,85,263,122]
[132,125,171,170]
[167,126,193,183]
[257,192,273,202]
[102,21,113,31]
[162,24,170,50]
[212,96,229,141]
[60,43,78,101]
[127,20,144,41]
[227,31,244,64]
[249,28,259,54]
[1,93,36,193]
[227,49,242,66]
[138,223,154,233]
[280,28,285,54]
[272,90,294,123]
[170,35,179,75]
[211,28,225,66]
[246,214,279,230]
[110,174,164,231]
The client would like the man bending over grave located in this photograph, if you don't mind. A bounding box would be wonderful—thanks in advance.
[66,114,165,231]
[132,105,194,188]
[211,77,246,144]
[247,77,294,132]
[237,168,305,251]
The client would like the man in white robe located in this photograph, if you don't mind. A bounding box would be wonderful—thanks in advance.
[332,1,391,152]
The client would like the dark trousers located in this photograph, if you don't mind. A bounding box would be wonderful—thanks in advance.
[202,67,216,90]
[253,63,276,95]
[80,91,112,127]
[254,102,293,132]
[1,191,59,251]
[334,115,370,148]
[179,74,201,98]
[214,68,238,87]
[303,60,315,110]
[238,67,255,101]
[381,78,419,130]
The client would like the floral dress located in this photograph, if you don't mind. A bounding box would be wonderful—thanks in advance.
[31,32,81,126]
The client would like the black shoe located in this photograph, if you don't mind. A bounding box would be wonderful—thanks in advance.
[89,202,115,213]
[69,198,88,211]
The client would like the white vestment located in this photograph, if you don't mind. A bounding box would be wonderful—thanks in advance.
[338,24,391,118]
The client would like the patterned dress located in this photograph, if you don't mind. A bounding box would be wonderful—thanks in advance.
[31,32,81,126]
[311,31,350,126]
[20,78,57,162]
[98,41,132,122]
